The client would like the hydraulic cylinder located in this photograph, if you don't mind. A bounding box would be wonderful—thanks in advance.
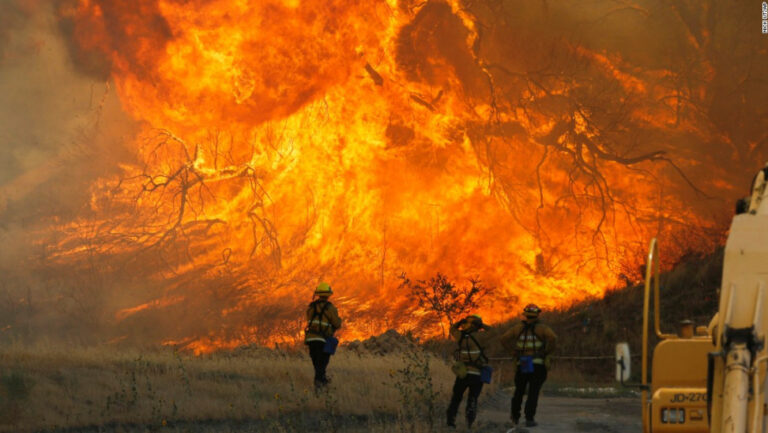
[721,343,751,433]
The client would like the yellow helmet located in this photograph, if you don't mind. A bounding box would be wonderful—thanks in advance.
[523,303,541,318]
[462,314,484,329]
[315,282,333,296]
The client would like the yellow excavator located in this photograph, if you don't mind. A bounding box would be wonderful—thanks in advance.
[617,163,768,433]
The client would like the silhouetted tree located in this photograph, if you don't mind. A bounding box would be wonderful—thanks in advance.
[399,272,492,337]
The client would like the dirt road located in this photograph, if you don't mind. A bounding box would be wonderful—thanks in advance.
[466,390,643,433]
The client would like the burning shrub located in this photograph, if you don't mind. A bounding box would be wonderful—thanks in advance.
[399,273,493,336]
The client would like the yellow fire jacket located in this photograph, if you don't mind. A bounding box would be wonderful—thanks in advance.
[450,322,489,376]
[304,300,342,343]
[501,319,557,367]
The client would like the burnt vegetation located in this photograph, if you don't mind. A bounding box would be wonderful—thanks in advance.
[460,0,761,275]
[398,272,493,336]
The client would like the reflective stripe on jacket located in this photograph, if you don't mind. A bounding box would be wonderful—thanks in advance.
[517,328,545,364]
[501,319,557,366]
[304,300,342,343]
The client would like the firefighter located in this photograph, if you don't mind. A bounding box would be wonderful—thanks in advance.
[502,304,557,428]
[304,282,342,389]
[447,314,490,429]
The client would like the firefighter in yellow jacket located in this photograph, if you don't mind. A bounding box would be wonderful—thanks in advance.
[304,282,342,389]
[447,314,490,429]
[501,304,557,427]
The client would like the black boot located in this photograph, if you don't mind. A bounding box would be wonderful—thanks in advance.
[314,378,328,392]
[446,409,456,428]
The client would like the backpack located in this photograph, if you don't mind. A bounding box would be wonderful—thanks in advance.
[306,300,333,337]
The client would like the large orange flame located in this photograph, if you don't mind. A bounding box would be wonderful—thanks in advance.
[49,0,739,352]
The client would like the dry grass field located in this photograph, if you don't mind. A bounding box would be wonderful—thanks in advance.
[0,342,501,432]
[0,250,723,432]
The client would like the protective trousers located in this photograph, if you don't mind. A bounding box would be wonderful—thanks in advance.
[511,364,547,421]
[308,341,330,387]
[447,374,484,426]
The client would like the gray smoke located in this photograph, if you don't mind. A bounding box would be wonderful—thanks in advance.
[0,0,136,344]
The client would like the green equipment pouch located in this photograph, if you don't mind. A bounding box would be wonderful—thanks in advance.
[451,361,467,378]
